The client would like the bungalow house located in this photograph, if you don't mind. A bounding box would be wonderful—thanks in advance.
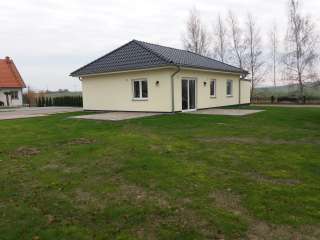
[71,40,250,112]
[0,57,26,107]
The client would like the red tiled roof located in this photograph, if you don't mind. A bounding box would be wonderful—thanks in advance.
[0,57,26,88]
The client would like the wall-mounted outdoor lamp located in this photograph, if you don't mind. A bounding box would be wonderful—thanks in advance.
[156,81,160,86]
[203,81,207,86]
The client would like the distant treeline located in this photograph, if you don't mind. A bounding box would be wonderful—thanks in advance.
[36,96,83,107]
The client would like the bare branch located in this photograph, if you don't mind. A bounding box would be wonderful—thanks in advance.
[227,11,247,69]
[213,14,228,62]
[283,0,319,99]
[182,8,211,56]
[270,24,279,88]
[244,13,265,97]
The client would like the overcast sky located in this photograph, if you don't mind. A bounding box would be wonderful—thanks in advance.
[1,0,319,91]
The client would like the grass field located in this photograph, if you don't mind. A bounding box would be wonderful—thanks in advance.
[0,106,320,239]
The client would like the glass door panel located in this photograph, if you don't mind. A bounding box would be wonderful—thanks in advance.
[182,80,188,110]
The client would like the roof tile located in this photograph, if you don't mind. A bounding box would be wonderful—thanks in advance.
[71,40,247,76]
[0,57,26,88]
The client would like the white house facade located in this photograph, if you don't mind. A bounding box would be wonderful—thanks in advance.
[0,57,25,107]
[0,88,23,107]
[71,40,250,112]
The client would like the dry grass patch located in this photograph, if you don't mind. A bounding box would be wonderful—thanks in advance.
[209,190,246,216]
[195,137,320,145]
[247,221,320,240]
[67,138,96,145]
[247,172,301,186]
[11,146,40,158]
[40,163,60,170]
[71,188,106,210]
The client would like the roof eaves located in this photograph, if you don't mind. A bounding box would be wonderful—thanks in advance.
[180,64,247,74]
[72,64,175,77]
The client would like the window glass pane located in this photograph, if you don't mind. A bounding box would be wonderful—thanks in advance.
[227,80,232,95]
[210,80,215,96]
[134,81,140,98]
[189,80,196,109]
[182,80,188,110]
[11,91,18,99]
[141,80,148,98]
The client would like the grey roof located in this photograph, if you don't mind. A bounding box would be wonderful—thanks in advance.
[71,40,247,76]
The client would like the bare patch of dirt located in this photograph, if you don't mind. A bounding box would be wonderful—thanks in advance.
[74,189,92,202]
[116,183,171,209]
[72,188,105,210]
[12,147,40,158]
[208,190,320,239]
[45,214,56,225]
[68,138,96,145]
[195,137,320,145]
[209,190,246,216]
[106,180,220,238]
[247,172,301,186]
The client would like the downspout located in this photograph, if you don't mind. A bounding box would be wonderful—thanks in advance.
[170,66,181,113]
[239,77,241,105]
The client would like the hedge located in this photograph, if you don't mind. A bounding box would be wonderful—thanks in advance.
[36,96,83,107]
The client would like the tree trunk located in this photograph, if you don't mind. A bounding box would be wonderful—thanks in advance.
[298,82,304,103]
[298,72,304,103]
[250,82,254,100]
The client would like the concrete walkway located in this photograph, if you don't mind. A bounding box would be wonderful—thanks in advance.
[0,107,82,120]
[72,112,163,121]
[188,109,264,116]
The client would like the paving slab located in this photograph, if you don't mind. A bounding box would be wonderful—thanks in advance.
[188,109,264,116]
[0,107,82,120]
[72,112,163,121]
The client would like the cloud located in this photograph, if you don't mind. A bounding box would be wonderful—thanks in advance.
[0,0,319,90]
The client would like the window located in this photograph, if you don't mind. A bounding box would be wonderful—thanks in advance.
[11,91,19,100]
[133,79,148,100]
[226,80,233,96]
[210,80,216,97]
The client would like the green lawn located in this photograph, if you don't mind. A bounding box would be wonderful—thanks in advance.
[0,107,320,240]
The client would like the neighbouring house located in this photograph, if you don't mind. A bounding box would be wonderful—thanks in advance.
[71,40,251,112]
[0,57,26,107]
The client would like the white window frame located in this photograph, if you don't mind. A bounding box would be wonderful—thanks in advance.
[132,79,148,101]
[210,80,216,98]
[226,80,233,97]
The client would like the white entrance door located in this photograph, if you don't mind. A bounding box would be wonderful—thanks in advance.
[182,79,196,111]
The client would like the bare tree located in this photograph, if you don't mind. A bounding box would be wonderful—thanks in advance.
[182,8,210,56]
[213,14,228,62]
[245,14,265,97]
[283,0,319,100]
[270,24,279,88]
[228,11,247,69]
